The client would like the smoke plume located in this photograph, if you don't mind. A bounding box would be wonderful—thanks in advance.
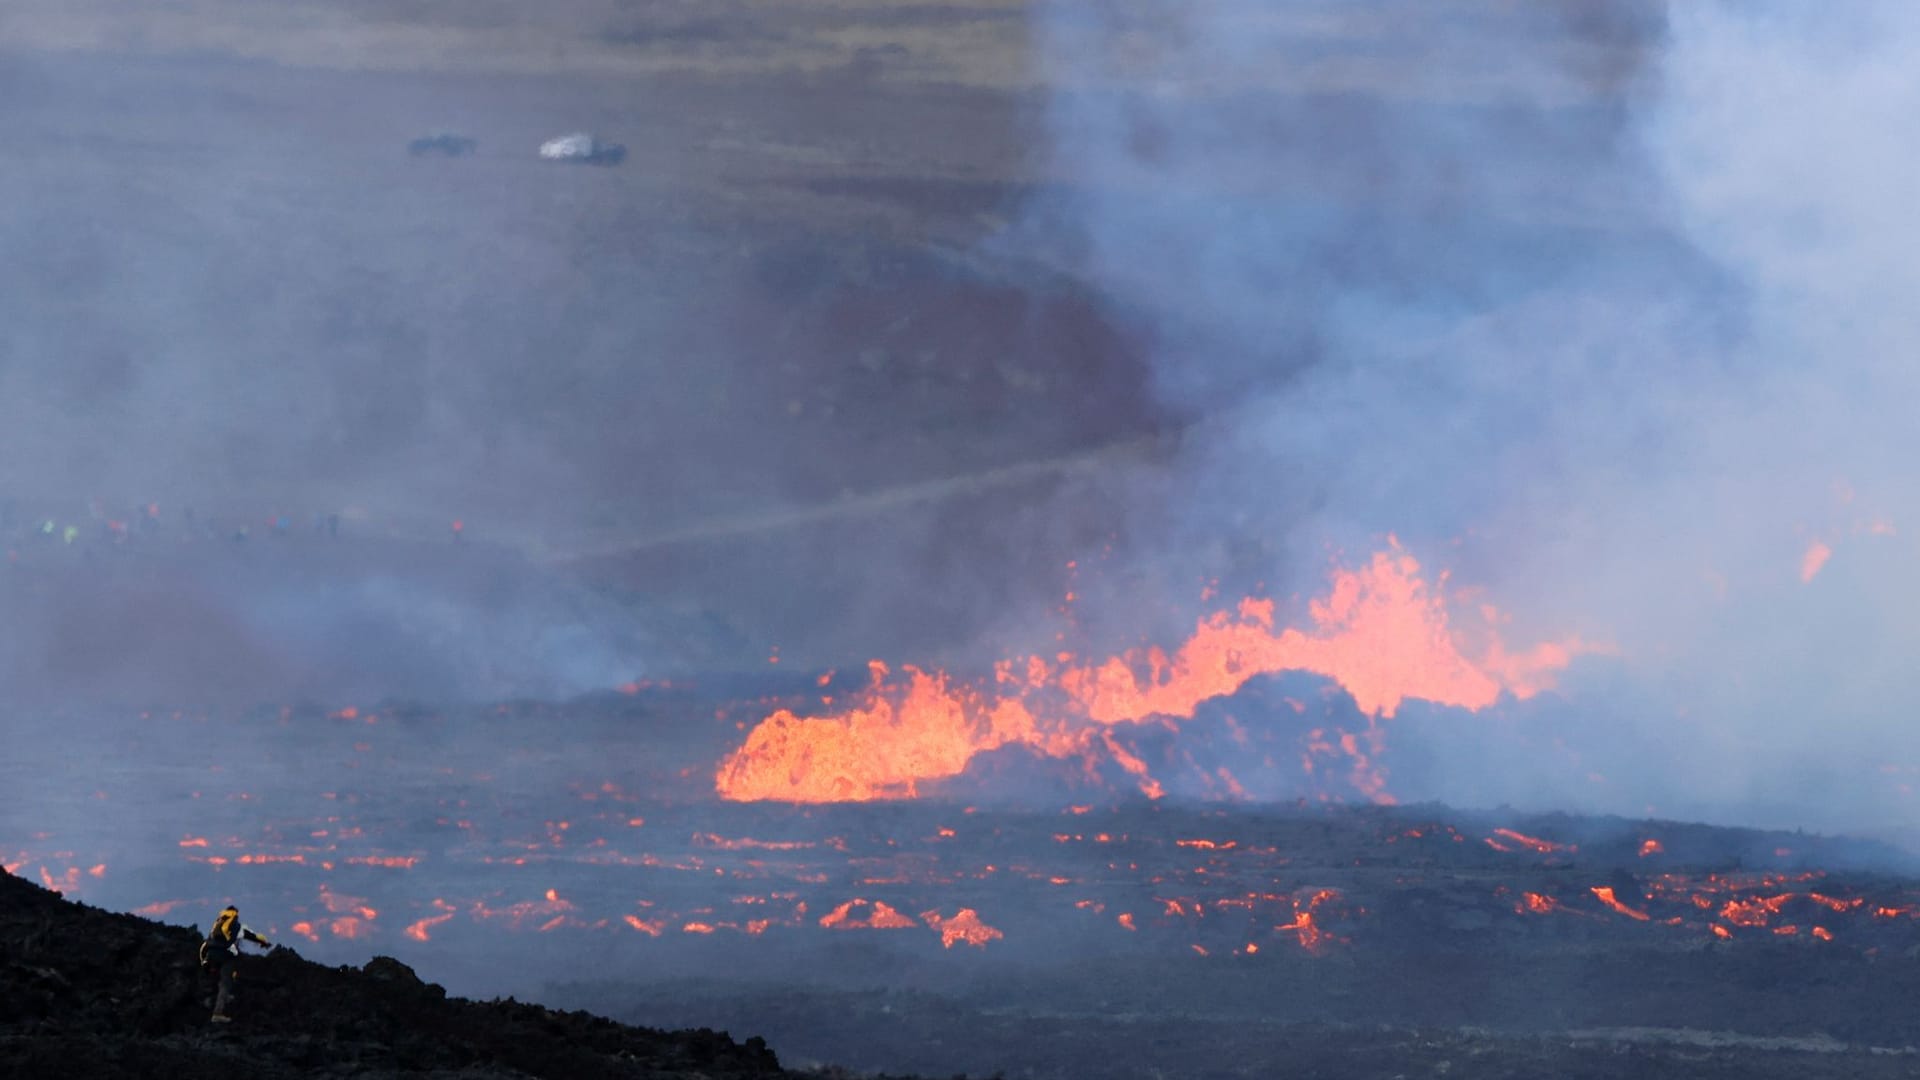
[1014,0,1920,832]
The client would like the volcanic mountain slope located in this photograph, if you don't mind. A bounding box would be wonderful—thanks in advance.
[0,867,832,1080]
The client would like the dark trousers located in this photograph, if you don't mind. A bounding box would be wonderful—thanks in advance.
[206,958,239,1015]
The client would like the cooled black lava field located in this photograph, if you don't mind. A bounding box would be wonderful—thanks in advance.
[11,679,1920,1079]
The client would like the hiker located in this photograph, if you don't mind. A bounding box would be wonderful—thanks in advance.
[200,904,273,1023]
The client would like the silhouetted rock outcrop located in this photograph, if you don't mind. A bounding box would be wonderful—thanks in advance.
[0,867,808,1078]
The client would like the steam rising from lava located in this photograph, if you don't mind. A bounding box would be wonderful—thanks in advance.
[717,543,1585,803]
[986,1,1920,829]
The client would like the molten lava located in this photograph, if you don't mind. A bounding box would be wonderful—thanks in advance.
[405,899,458,942]
[1484,829,1574,855]
[715,545,1585,802]
[1591,886,1650,921]
[818,899,917,930]
[1517,892,1560,915]
[1801,539,1833,583]
[921,907,1004,948]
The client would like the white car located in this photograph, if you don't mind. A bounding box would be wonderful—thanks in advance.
[538,133,626,166]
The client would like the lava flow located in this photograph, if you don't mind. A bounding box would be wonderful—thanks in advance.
[715,544,1587,803]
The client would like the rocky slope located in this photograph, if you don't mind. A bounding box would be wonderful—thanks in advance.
[0,867,827,1079]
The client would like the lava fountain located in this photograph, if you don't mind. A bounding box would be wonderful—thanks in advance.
[715,542,1591,803]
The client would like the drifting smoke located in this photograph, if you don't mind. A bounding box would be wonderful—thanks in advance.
[7,2,1917,831]
[0,39,970,703]
[986,1,1920,831]
[0,20,1156,704]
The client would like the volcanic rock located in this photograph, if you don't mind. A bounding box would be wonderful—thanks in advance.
[0,867,818,1079]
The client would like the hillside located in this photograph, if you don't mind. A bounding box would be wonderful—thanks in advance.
[0,867,826,1079]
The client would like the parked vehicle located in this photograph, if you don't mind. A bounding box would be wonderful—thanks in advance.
[538,132,626,166]
[407,133,477,157]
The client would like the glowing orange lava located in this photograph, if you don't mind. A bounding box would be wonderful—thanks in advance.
[624,915,666,936]
[1484,828,1574,855]
[1591,886,1650,921]
[818,899,917,930]
[1720,895,1792,927]
[1517,892,1560,915]
[716,544,1586,802]
[1801,540,1833,583]
[921,907,1004,948]
[404,899,458,942]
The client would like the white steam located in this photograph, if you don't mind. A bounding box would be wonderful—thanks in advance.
[1021,1,1920,831]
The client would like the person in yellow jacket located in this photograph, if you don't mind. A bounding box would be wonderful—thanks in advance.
[199,905,273,1023]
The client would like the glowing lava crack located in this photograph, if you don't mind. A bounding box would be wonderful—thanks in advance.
[715,544,1588,803]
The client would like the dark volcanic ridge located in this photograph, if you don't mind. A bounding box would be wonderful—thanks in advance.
[0,865,840,1080]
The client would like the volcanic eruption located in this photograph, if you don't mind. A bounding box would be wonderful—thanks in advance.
[9,1,1920,1078]
[714,542,1590,804]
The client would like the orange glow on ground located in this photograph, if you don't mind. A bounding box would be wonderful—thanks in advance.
[404,900,458,942]
[921,907,1004,948]
[1801,540,1833,583]
[1275,911,1324,951]
[471,891,574,929]
[818,899,917,930]
[318,885,378,922]
[329,916,369,939]
[715,545,1586,803]
[1517,892,1560,915]
[1721,895,1792,927]
[1484,829,1574,855]
[1591,886,1650,921]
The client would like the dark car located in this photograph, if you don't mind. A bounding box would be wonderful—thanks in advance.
[408,133,477,157]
